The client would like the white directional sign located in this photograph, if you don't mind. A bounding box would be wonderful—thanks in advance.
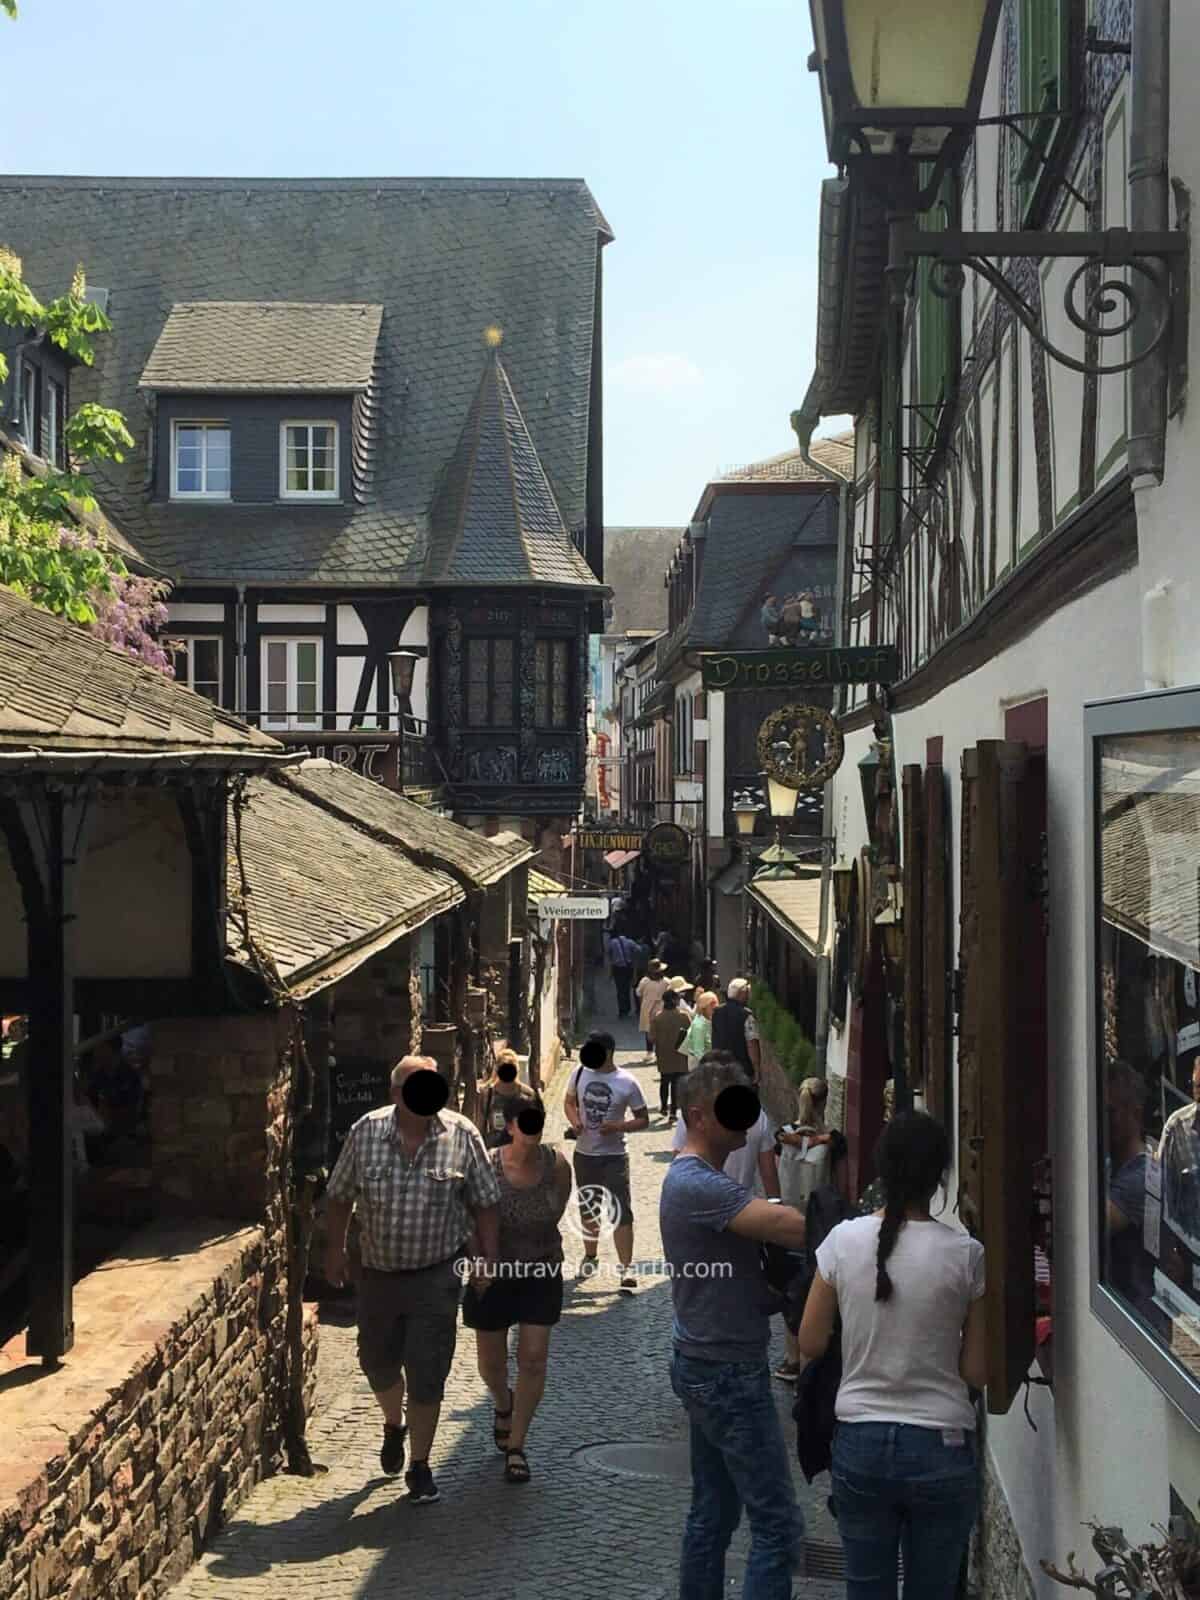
[537,897,609,920]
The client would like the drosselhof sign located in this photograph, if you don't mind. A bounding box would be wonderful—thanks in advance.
[700,646,900,692]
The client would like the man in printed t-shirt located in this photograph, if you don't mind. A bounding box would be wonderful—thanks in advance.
[564,1030,649,1293]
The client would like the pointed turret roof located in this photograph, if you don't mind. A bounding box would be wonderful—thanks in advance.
[427,341,604,590]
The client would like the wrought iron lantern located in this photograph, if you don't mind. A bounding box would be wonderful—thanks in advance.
[732,792,762,838]
[831,856,855,924]
[387,649,420,708]
[808,0,1002,169]
[808,0,1189,382]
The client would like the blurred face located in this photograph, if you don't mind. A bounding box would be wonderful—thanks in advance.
[508,1103,546,1148]
[1192,1063,1200,1105]
[698,994,717,1019]
[390,1056,444,1118]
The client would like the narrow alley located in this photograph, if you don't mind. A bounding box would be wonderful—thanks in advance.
[167,1011,842,1600]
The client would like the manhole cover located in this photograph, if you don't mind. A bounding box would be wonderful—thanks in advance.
[572,1439,693,1483]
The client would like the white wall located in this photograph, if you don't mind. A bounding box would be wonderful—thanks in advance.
[828,568,1195,1588]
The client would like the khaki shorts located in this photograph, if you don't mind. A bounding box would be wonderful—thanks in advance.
[356,1258,462,1403]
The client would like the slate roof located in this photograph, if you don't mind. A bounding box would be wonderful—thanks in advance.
[681,480,840,650]
[140,302,384,393]
[0,176,611,587]
[0,586,280,759]
[229,771,461,996]
[602,528,684,634]
[427,349,602,589]
[276,759,533,889]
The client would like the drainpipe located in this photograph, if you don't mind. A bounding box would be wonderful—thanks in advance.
[235,583,247,717]
[1128,0,1170,486]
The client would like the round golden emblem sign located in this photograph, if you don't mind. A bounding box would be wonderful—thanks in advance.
[755,703,845,790]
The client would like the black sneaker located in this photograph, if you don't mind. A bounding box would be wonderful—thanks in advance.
[405,1461,440,1504]
[380,1423,407,1476]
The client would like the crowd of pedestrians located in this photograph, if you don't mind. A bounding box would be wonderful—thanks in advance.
[323,933,984,1600]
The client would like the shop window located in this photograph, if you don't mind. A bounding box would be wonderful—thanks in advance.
[466,637,514,728]
[1089,698,1200,1425]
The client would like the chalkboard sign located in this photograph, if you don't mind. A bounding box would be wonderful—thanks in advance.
[330,1057,391,1159]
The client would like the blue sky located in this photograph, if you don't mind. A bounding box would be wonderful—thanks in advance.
[3,0,842,525]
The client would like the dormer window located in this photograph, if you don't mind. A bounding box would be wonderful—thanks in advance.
[172,421,230,499]
[281,421,338,499]
[45,378,65,468]
[19,363,36,450]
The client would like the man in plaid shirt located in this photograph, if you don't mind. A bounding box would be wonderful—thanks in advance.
[325,1055,500,1505]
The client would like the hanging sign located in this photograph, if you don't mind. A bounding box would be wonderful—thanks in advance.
[574,829,643,852]
[643,822,691,866]
[757,703,846,789]
[537,896,610,921]
[700,646,900,692]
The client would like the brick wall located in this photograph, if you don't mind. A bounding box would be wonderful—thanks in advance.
[0,1224,318,1600]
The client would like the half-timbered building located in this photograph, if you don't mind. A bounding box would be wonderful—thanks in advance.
[800,0,1200,1590]
[0,177,610,851]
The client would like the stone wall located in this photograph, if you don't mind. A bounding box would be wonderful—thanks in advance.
[331,939,423,1070]
[756,1032,799,1129]
[970,1444,1038,1600]
[0,1223,318,1600]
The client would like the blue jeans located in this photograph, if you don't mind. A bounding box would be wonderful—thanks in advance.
[670,1351,802,1600]
[831,1421,978,1599]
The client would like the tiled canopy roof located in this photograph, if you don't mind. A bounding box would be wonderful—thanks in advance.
[717,432,854,484]
[0,176,610,586]
[140,301,384,392]
[0,586,279,757]
[278,760,533,889]
[228,772,461,996]
[428,350,602,589]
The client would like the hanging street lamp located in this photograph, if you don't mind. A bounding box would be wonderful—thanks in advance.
[807,0,1189,382]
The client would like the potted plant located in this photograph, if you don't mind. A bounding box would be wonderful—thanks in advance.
[1042,1511,1200,1597]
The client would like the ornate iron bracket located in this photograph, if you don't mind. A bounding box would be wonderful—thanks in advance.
[888,223,1189,379]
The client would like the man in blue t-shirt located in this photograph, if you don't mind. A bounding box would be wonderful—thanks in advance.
[660,1057,807,1600]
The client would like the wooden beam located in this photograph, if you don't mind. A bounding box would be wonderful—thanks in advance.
[0,788,90,1362]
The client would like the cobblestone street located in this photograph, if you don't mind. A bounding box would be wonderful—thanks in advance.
[169,1013,842,1600]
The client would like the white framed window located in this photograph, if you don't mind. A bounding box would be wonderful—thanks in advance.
[261,637,321,729]
[173,636,222,704]
[172,421,231,499]
[19,363,36,449]
[280,421,339,499]
[44,377,64,468]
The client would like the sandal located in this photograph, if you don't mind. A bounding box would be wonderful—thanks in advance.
[493,1392,513,1452]
[504,1447,531,1484]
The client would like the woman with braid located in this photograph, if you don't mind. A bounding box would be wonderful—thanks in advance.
[797,1111,986,1598]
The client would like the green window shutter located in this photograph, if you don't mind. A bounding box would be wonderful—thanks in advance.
[1018,0,1069,213]
[915,170,955,448]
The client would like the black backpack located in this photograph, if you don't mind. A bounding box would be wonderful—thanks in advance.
[791,1182,852,1482]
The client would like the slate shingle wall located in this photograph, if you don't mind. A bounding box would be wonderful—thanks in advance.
[0,178,608,587]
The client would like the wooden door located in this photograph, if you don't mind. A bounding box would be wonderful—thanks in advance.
[923,755,950,1123]
[958,740,1037,1415]
[902,764,925,1098]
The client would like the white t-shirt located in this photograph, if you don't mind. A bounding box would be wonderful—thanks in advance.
[571,1066,647,1156]
[672,1109,775,1193]
[816,1216,985,1432]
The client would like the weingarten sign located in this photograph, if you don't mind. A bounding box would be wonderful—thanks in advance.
[700,647,900,692]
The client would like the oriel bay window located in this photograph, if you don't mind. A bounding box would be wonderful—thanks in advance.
[261,638,321,730]
[534,638,570,728]
[172,422,231,498]
[281,421,339,499]
[172,636,222,704]
[467,637,515,728]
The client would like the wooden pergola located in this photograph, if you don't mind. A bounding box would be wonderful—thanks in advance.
[0,589,289,1361]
